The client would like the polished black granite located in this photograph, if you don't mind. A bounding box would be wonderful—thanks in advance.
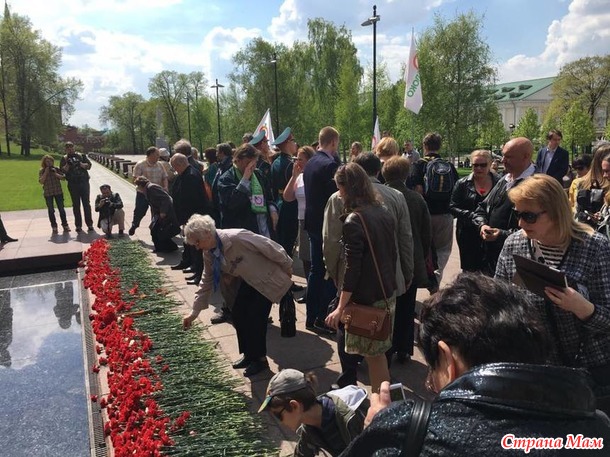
[0,271,89,456]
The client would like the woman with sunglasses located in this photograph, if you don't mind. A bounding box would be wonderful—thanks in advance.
[495,174,610,413]
[450,150,500,271]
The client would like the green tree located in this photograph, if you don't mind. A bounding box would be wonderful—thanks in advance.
[551,55,610,120]
[335,60,363,154]
[561,102,596,157]
[0,9,81,155]
[148,70,189,142]
[416,11,497,156]
[513,107,540,142]
[475,107,506,150]
[99,92,146,153]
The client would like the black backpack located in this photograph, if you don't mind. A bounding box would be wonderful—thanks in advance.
[424,157,456,201]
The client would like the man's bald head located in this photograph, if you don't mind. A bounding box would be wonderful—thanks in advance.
[502,137,533,176]
[170,153,189,174]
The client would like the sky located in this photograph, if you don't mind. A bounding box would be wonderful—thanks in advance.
[5,0,610,129]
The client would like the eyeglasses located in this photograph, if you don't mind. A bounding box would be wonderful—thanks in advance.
[472,163,488,168]
[513,209,547,224]
[272,406,286,421]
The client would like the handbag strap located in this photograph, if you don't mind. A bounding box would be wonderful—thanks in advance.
[402,397,432,457]
[353,211,389,305]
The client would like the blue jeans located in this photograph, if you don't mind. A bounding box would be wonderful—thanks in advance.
[45,194,68,228]
[306,231,336,325]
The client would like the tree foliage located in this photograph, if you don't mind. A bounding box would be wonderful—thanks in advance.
[0,8,81,155]
[513,107,541,143]
[416,11,497,156]
[561,102,596,155]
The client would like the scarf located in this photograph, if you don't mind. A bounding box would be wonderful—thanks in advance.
[234,166,267,214]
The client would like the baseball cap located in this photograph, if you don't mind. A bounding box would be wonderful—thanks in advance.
[258,369,308,413]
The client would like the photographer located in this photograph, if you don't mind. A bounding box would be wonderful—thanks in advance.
[59,142,94,232]
[39,154,70,233]
[94,184,125,238]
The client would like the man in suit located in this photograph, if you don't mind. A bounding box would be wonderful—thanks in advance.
[170,153,211,284]
[303,126,341,333]
[535,129,569,183]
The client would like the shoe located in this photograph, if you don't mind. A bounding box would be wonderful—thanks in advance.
[88,226,95,231]
[232,356,252,369]
[210,308,232,324]
[62,225,71,232]
[1,236,17,243]
[182,267,195,274]
[128,226,136,236]
[305,321,315,331]
[186,277,201,285]
[291,283,305,292]
[171,262,190,271]
[244,360,269,377]
[313,318,336,335]
[75,227,83,233]
[185,273,199,281]
[105,233,113,239]
[118,230,124,237]
[296,296,306,304]
[52,227,58,234]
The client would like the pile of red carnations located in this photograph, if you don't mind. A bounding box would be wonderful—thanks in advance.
[84,239,189,456]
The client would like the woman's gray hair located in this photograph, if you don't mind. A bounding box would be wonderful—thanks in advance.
[184,214,216,245]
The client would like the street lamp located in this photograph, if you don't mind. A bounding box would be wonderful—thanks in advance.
[362,4,381,132]
[270,52,280,134]
[186,94,192,143]
[211,78,224,144]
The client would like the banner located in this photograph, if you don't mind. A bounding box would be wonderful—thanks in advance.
[371,116,380,151]
[404,30,423,114]
[254,109,275,144]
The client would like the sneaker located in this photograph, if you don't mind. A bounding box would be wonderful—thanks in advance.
[128,226,136,236]
[243,360,269,377]
[210,308,232,325]
[52,227,58,234]
[62,225,71,232]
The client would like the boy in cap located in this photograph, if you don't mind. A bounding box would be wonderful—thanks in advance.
[259,369,368,456]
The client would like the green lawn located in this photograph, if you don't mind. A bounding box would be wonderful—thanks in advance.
[0,147,72,211]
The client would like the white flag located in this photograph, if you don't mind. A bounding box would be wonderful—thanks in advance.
[371,116,380,151]
[404,30,423,114]
[254,109,275,144]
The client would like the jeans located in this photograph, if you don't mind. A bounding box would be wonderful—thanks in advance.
[44,194,68,227]
[67,180,93,229]
[306,231,337,325]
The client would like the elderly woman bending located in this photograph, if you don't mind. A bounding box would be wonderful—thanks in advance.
[183,214,293,377]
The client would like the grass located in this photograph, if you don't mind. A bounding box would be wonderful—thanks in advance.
[0,145,72,211]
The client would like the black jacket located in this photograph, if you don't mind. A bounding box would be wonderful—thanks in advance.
[341,205,397,305]
[535,146,569,183]
[171,165,210,225]
[217,167,277,238]
[304,150,340,235]
[450,172,500,271]
[340,363,610,457]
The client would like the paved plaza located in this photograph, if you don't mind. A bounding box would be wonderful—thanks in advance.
[0,156,463,455]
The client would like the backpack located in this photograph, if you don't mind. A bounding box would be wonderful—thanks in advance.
[423,157,456,201]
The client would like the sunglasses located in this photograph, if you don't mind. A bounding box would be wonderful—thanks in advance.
[513,209,546,224]
[272,406,286,421]
[472,163,488,168]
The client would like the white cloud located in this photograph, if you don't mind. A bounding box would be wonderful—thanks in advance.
[497,0,610,82]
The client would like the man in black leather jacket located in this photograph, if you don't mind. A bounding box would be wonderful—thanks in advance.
[340,273,610,456]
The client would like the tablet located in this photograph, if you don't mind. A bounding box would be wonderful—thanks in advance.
[512,254,568,298]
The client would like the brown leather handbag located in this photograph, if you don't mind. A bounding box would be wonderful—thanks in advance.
[340,212,391,341]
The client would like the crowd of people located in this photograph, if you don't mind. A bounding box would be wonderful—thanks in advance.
[5,126,610,455]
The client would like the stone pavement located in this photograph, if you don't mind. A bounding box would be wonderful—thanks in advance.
[0,156,462,456]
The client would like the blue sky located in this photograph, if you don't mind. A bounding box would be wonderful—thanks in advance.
[6,0,609,129]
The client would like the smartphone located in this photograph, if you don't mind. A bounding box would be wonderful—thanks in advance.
[389,383,407,403]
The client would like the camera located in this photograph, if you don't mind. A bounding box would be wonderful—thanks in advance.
[68,156,80,166]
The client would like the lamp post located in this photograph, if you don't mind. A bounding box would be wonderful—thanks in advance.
[270,52,280,134]
[362,4,380,132]
[186,94,192,143]
[211,78,224,144]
